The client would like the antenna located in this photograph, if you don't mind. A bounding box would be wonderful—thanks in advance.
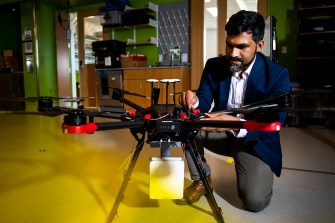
[146,79,159,106]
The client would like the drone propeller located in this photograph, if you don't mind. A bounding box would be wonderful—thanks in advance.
[0,96,61,102]
[1,95,100,118]
[7,110,66,117]
[0,96,94,103]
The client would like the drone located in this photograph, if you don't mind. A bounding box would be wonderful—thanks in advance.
[2,79,293,223]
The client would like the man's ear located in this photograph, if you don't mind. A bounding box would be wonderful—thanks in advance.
[256,40,264,52]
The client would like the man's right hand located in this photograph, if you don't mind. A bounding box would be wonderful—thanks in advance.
[179,90,198,109]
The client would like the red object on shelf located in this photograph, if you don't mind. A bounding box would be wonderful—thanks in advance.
[120,53,147,68]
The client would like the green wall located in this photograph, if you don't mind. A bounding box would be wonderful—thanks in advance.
[36,2,58,97]
[21,1,37,98]
[20,1,58,99]
[268,0,298,81]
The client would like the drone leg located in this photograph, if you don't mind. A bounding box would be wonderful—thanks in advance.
[165,82,169,109]
[106,133,145,223]
[151,82,154,106]
[185,137,225,223]
[173,82,176,105]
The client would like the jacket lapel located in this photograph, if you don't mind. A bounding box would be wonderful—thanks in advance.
[244,54,262,104]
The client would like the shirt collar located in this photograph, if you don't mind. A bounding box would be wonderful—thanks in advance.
[233,54,257,79]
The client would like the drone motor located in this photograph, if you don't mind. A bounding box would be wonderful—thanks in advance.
[37,97,54,112]
[63,110,87,126]
[62,110,99,134]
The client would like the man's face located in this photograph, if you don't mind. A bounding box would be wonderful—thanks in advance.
[226,32,264,73]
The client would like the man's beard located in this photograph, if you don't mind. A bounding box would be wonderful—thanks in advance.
[229,57,244,73]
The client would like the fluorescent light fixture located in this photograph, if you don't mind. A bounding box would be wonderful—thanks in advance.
[205,0,211,2]
[236,0,247,10]
[206,7,217,17]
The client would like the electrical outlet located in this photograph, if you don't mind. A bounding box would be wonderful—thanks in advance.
[282,46,287,54]
[66,29,71,41]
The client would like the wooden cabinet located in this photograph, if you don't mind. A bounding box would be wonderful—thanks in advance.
[123,67,190,109]
[0,72,25,110]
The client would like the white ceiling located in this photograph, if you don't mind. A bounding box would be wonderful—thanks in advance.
[205,0,258,29]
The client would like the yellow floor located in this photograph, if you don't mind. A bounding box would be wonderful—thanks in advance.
[1,112,334,223]
[0,113,222,223]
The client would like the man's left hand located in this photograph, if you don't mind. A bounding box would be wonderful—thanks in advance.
[201,113,240,132]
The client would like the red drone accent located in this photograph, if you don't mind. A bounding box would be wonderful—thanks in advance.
[192,109,201,115]
[243,121,281,132]
[63,123,98,134]
[143,114,152,120]
[127,110,137,116]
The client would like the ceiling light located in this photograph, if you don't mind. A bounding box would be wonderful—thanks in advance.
[206,7,217,17]
[235,0,247,10]
[205,0,211,2]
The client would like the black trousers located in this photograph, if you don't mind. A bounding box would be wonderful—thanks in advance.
[185,131,274,212]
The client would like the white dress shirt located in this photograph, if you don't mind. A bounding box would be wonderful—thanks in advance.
[228,56,256,137]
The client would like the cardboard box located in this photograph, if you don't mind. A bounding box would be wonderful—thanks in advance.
[3,50,14,57]
[121,53,147,68]
[0,56,21,72]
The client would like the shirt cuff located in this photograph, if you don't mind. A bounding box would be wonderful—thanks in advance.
[193,98,199,108]
[230,118,247,138]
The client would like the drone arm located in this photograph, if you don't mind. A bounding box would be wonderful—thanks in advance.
[95,120,145,131]
[118,97,145,112]
[183,120,281,132]
[112,88,145,112]
[63,120,145,134]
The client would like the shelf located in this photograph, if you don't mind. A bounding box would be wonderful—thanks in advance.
[298,5,335,11]
[85,35,103,42]
[103,18,158,31]
[102,2,158,51]
[101,1,157,30]
[296,0,335,88]
[298,30,335,35]
[297,56,335,60]
[127,37,158,46]
[125,2,158,14]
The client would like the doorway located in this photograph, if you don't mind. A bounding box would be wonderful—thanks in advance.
[74,9,102,107]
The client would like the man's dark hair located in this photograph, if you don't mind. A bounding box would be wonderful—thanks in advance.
[225,10,265,43]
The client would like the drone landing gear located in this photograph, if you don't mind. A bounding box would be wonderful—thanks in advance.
[106,131,225,223]
[106,130,145,223]
[184,136,224,223]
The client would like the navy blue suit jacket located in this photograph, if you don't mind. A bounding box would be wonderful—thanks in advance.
[196,53,291,176]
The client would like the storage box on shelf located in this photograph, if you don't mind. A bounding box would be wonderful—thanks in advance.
[121,53,147,68]
[92,40,126,68]
[100,2,158,47]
